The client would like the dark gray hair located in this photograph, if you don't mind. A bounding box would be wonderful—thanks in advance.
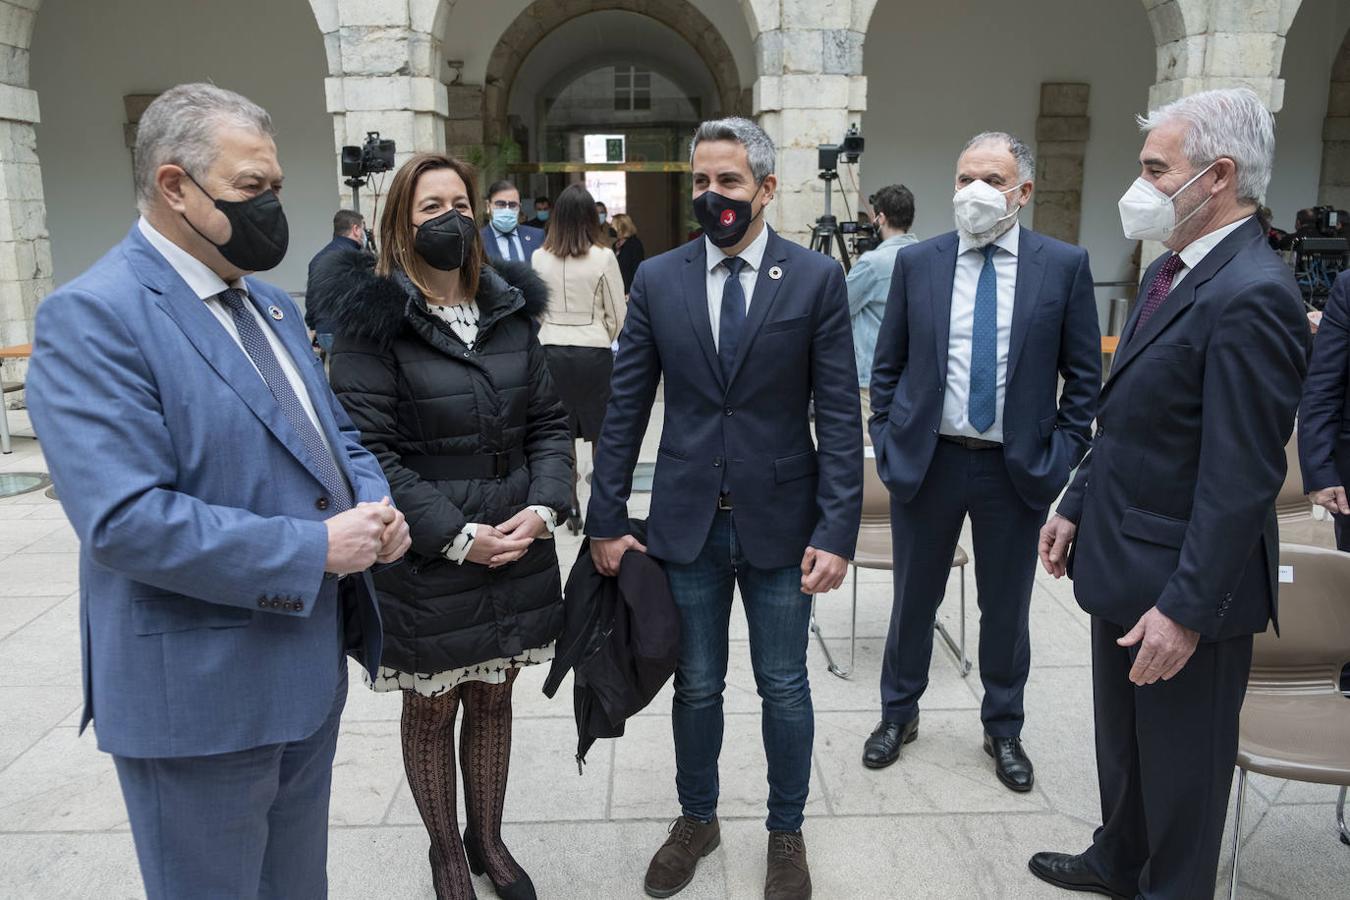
[1137,87,1275,205]
[689,117,776,184]
[133,83,275,212]
[961,131,1036,184]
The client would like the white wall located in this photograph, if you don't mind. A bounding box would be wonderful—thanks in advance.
[31,0,335,293]
[1266,0,1350,229]
[443,0,756,90]
[860,0,1155,285]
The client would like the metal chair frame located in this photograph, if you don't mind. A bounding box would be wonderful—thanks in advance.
[1229,775,1348,899]
[0,381,22,455]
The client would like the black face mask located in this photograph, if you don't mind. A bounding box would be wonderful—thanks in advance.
[181,172,289,272]
[414,209,476,272]
[693,186,763,248]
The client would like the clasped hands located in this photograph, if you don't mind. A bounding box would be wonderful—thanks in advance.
[324,497,411,576]
[1039,513,1199,686]
[465,508,551,569]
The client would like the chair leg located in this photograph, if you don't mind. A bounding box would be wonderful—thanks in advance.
[935,564,973,676]
[810,568,855,680]
[1338,785,1348,847]
[1230,768,1247,900]
[0,395,10,455]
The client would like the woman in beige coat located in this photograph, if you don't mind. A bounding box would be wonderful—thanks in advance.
[531,184,627,531]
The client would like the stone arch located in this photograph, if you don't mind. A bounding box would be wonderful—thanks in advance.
[482,0,744,149]
[1319,24,1350,208]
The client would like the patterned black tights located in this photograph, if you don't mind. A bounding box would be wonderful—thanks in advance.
[459,668,525,887]
[401,687,473,900]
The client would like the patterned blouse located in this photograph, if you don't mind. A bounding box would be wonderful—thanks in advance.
[365,299,556,697]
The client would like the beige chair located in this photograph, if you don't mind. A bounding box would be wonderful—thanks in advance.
[1276,429,1338,549]
[810,450,971,680]
[1228,543,1350,899]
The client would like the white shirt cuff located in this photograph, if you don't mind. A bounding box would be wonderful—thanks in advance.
[442,523,479,565]
[529,505,558,536]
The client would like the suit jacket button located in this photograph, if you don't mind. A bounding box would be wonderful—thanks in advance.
[1096,427,1105,438]
[713,457,723,468]
[270,598,282,609]
[294,601,304,612]
[257,598,267,609]
[316,497,329,511]
[724,407,734,416]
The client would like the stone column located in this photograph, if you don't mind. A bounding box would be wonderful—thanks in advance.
[312,0,451,211]
[0,0,50,388]
[1319,30,1350,210]
[744,0,873,247]
[1034,83,1090,245]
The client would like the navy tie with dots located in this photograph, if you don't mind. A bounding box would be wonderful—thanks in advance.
[968,245,998,434]
[218,288,353,512]
[718,256,748,381]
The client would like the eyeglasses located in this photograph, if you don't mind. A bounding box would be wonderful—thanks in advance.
[491,200,521,211]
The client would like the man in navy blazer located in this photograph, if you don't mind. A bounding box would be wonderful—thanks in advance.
[865,132,1101,789]
[24,84,409,900]
[587,117,861,900]
[1032,89,1309,900]
[1299,269,1350,547]
[481,179,543,264]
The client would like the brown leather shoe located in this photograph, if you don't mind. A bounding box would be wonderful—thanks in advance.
[644,816,721,898]
[765,830,811,899]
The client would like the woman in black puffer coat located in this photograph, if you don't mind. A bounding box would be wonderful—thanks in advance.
[316,153,571,900]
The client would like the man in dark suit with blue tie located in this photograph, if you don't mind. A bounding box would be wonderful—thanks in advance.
[864,132,1101,789]
[1299,269,1350,547]
[587,117,861,900]
[480,179,543,264]
[1032,88,1309,899]
[24,84,410,900]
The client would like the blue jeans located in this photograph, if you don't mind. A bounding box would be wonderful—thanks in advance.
[664,510,814,832]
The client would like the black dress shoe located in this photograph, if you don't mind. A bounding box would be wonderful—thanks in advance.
[1028,852,1134,899]
[984,734,1034,792]
[862,717,918,769]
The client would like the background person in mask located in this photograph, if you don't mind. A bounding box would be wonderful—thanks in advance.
[319,152,572,900]
[525,194,551,230]
[1032,88,1309,900]
[22,83,408,900]
[587,117,861,900]
[305,208,367,355]
[864,133,1100,792]
[480,179,543,264]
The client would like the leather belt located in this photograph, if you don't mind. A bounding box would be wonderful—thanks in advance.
[717,493,734,511]
[402,449,527,481]
[939,434,1003,451]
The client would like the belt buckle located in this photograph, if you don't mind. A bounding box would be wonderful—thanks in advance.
[717,493,733,511]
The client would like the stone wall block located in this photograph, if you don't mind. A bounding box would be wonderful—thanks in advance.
[779,74,850,110]
[445,117,483,147]
[781,30,823,74]
[822,30,864,76]
[1323,117,1350,142]
[1327,83,1350,118]
[753,75,783,113]
[1156,35,1208,82]
[1204,33,1281,78]
[776,106,850,147]
[1209,0,1285,34]
[0,1,36,50]
[1035,116,1090,143]
[0,83,37,124]
[1039,83,1090,117]
[337,27,412,76]
[447,84,484,119]
[339,0,410,29]
[851,0,879,33]
[1145,0,1188,45]
[742,0,781,37]
[756,31,785,76]
[847,75,867,113]
[0,44,27,86]
[1037,154,1085,185]
[781,0,850,31]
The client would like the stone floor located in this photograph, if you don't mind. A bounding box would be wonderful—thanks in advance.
[1,405,1348,899]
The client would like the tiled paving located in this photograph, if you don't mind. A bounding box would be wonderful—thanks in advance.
[1,406,1347,899]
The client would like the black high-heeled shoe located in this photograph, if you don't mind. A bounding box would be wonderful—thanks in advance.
[464,829,537,900]
[566,507,583,536]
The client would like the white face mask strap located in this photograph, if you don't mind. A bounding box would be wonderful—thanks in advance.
[1167,160,1217,202]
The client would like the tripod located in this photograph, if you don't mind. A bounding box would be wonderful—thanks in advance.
[809,169,854,273]
[344,175,377,253]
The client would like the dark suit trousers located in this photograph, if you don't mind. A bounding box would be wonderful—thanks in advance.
[1085,617,1253,900]
[880,440,1046,735]
[113,667,347,900]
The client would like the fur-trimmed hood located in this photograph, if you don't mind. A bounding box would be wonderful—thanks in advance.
[307,248,549,347]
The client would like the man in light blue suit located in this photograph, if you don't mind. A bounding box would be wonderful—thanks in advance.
[24,84,410,900]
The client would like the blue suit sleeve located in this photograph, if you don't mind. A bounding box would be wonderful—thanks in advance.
[586,264,661,538]
[1298,272,1350,492]
[808,263,863,559]
[1053,250,1102,470]
[24,289,331,615]
[868,249,909,448]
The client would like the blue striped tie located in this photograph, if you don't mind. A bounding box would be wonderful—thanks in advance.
[968,245,998,434]
[718,256,748,381]
[218,289,353,510]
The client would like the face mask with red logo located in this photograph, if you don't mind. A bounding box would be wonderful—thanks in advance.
[693,184,763,248]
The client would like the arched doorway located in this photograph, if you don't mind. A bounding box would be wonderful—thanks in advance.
[504,10,723,256]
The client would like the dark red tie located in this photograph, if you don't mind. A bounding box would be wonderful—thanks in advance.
[1132,253,1185,335]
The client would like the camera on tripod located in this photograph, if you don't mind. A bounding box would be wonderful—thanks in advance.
[810,125,867,272]
[341,132,396,181]
[1283,205,1349,310]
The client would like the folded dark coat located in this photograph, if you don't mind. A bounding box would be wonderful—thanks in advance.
[315,251,574,674]
[544,521,679,768]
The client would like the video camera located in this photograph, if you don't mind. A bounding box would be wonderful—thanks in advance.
[341,132,396,180]
[810,126,867,271]
[1283,205,1349,310]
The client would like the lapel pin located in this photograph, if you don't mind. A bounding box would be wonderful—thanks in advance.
[268,305,285,321]
[768,266,783,281]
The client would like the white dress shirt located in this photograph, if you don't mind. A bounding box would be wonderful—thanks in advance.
[1169,215,1252,292]
[136,217,337,462]
[942,222,1020,442]
[705,224,770,351]
[495,228,525,261]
